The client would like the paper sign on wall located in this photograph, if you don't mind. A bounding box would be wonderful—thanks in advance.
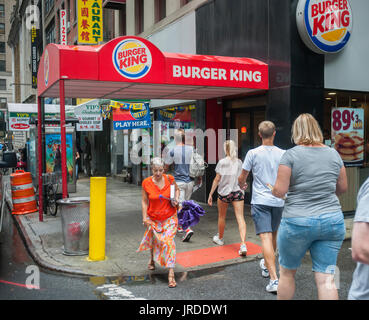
[332,107,364,166]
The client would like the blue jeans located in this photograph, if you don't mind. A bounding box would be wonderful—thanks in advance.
[277,211,345,274]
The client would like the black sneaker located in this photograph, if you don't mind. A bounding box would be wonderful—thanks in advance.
[182,228,194,242]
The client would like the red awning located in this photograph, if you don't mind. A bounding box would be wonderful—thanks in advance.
[37,36,268,100]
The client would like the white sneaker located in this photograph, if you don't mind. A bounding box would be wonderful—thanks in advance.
[212,234,224,246]
[260,259,270,278]
[182,228,194,242]
[266,279,278,293]
[239,243,247,256]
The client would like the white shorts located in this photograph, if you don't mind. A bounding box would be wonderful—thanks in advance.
[177,181,194,203]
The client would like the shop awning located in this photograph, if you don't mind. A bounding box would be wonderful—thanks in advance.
[37,36,268,100]
[35,36,269,217]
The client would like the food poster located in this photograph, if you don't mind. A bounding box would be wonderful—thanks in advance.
[331,107,364,166]
[45,133,74,183]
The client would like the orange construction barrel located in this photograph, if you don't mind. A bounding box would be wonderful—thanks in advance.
[10,170,38,215]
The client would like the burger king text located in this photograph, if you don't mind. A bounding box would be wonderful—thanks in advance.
[172,65,262,82]
[118,47,148,69]
[311,0,350,36]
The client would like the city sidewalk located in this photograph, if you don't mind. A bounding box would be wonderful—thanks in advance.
[8,176,354,278]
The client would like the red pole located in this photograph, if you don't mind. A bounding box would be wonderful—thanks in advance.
[37,96,43,222]
[59,80,68,198]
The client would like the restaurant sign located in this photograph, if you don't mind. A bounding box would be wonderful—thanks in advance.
[296,0,353,54]
[78,0,103,44]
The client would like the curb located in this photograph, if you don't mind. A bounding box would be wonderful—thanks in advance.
[12,213,97,277]
[11,210,262,278]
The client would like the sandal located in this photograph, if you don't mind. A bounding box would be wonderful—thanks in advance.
[168,274,177,288]
[148,260,155,270]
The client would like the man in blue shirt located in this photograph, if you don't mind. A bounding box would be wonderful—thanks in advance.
[165,128,195,242]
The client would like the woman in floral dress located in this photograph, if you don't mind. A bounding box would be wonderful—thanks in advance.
[138,157,180,288]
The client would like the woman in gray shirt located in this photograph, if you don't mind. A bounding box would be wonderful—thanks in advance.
[272,113,347,300]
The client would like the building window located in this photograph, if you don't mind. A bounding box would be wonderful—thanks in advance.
[46,21,56,44]
[0,79,6,90]
[0,60,5,72]
[74,0,78,23]
[0,23,5,34]
[155,0,166,23]
[0,42,5,53]
[180,0,192,6]
[0,98,6,108]
[0,5,4,18]
[45,0,55,15]
[135,0,144,34]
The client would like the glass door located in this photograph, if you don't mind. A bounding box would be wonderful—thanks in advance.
[230,108,265,203]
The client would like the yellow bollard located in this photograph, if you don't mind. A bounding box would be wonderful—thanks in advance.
[88,177,106,261]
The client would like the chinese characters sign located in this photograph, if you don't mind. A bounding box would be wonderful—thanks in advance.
[331,107,364,166]
[78,0,103,44]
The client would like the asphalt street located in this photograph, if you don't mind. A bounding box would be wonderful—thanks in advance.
[0,202,357,301]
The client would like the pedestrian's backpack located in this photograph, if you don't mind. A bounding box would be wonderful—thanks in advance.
[189,149,207,178]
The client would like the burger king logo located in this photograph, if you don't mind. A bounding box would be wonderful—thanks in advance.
[44,49,49,86]
[112,39,152,79]
[296,0,353,54]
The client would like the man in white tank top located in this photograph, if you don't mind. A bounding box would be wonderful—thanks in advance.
[238,121,285,293]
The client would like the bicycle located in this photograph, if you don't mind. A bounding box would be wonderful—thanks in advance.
[42,172,61,216]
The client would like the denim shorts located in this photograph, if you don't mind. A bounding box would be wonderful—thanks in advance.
[277,211,346,274]
[251,204,283,235]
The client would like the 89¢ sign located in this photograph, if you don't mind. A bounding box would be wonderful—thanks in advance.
[332,107,364,165]
[332,108,363,131]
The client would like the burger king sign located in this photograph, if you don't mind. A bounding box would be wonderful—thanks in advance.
[296,0,353,54]
[112,38,152,80]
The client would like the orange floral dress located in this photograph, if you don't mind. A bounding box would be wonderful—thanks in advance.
[137,175,178,268]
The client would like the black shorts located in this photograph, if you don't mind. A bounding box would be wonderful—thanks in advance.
[218,190,245,203]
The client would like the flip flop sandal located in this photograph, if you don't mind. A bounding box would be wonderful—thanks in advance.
[168,276,177,288]
[148,261,155,270]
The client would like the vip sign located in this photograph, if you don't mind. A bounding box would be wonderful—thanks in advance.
[60,10,67,45]
[74,102,103,131]
[296,0,353,54]
[78,0,103,44]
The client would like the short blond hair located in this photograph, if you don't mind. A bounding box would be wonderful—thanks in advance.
[292,113,323,145]
[258,121,276,139]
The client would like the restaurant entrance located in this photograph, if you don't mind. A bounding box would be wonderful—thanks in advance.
[230,106,265,203]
